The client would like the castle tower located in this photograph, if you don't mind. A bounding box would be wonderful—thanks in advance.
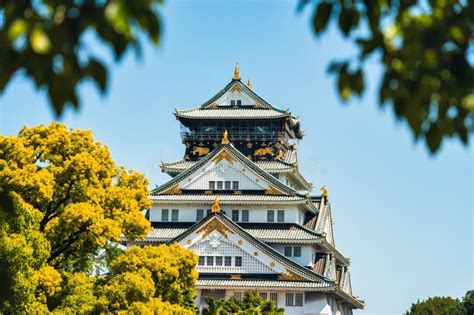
[129,65,364,314]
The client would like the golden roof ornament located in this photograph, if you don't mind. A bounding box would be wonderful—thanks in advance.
[233,63,240,80]
[221,129,229,145]
[321,185,329,199]
[247,79,252,88]
[211,196,221,213]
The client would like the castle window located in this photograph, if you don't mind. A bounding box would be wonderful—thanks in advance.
[224,256,232,266]
[216,256,223,266]
[230,100,236,106]
[162,209,169,222]
[284,246,292,257]
[286,293,303,306]
[171,209,179,222]
[198,256,205,266]
[241,210,249,222]
[225,181,231,189]
[232,181,239,189]
[270,293,278,303]
[277,210,285,222]
[267,210,274,222]
[259,292,268,300]
[235,256,242,267]
[294,247,302,257]
[196,209,204,221]
[295,293,304,306]
[206,256,214,266]
[234,292,242,301]
[237,100,242,106]
[217,181,223,190]
[232,210,239,222]
[209,181,215,190]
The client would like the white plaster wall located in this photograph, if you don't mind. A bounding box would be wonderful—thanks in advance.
[149,204,305,224]
[270,244,315,267]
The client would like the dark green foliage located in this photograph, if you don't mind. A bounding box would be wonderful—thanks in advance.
[306,0,474,153]
[0,0,162,116]
[405,296,467,315]
[202,291,284,315]
[463,290,474,315]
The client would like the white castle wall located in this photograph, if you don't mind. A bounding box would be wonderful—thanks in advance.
[149,204,305,225]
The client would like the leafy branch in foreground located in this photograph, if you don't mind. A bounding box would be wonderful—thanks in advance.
[0,0,162,116]
[304,0,473,153]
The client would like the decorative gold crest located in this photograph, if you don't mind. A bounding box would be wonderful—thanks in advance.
[230,83,243,93]
[186,239,192,244]
[247,79,252,88]
[162,185,182,195]
[212,150,236,164]
[192,146,210,156]
[278,270,307,281]
[238,240,243,245]
[253,147,273,157]
[264,186,283,195]
[233,190,242,195]
[230,274,241,280]
[208,103,218,109]
[195,217,234,239]
[246,142,253,149]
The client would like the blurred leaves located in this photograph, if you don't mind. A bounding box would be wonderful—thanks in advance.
[0,0,162,116]
[306,0,474,153]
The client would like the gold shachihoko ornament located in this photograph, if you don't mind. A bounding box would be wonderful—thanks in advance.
[211,196,221,213]
[233,63,240,80]
[221,129,229,145]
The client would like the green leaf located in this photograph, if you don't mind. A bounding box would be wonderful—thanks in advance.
[426,123,442,153]
[313,2,334,34]
[87,59,108,93]
[338,7,360,37]
[30,27,51,54]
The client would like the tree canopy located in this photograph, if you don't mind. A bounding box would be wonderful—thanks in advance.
[202,291,284,315]
[305,0,473,153]
[0,123,197,313]
[405,291,474,315]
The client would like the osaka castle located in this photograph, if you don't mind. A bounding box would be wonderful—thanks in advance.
[129,65,365,314]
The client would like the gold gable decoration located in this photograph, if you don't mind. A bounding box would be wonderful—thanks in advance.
[247,79,252,88]
[162,185,182,195]
[211,150,236,164]
[211,196,221,213]
[264,186,284,196]
[278,270,307,281]
[195,217,234,239]
[230,83,243,93]
[191,146,210,156]
[221,129,229,145]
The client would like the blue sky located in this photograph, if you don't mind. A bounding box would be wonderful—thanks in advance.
[1,1,472,313]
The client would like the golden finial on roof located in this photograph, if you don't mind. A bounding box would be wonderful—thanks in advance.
[320,185,329,199]
[247,79,252,88]
[211,196,221,213]
[233,63,240,80]
[221,129,229,145]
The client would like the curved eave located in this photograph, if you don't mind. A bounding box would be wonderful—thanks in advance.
[333,288,366,309]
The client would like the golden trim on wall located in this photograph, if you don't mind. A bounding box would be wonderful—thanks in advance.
[230,274,241,280]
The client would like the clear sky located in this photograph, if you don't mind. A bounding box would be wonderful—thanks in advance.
[0,1,472,313]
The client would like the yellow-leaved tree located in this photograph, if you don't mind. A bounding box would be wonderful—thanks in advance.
[0,123,197,314]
